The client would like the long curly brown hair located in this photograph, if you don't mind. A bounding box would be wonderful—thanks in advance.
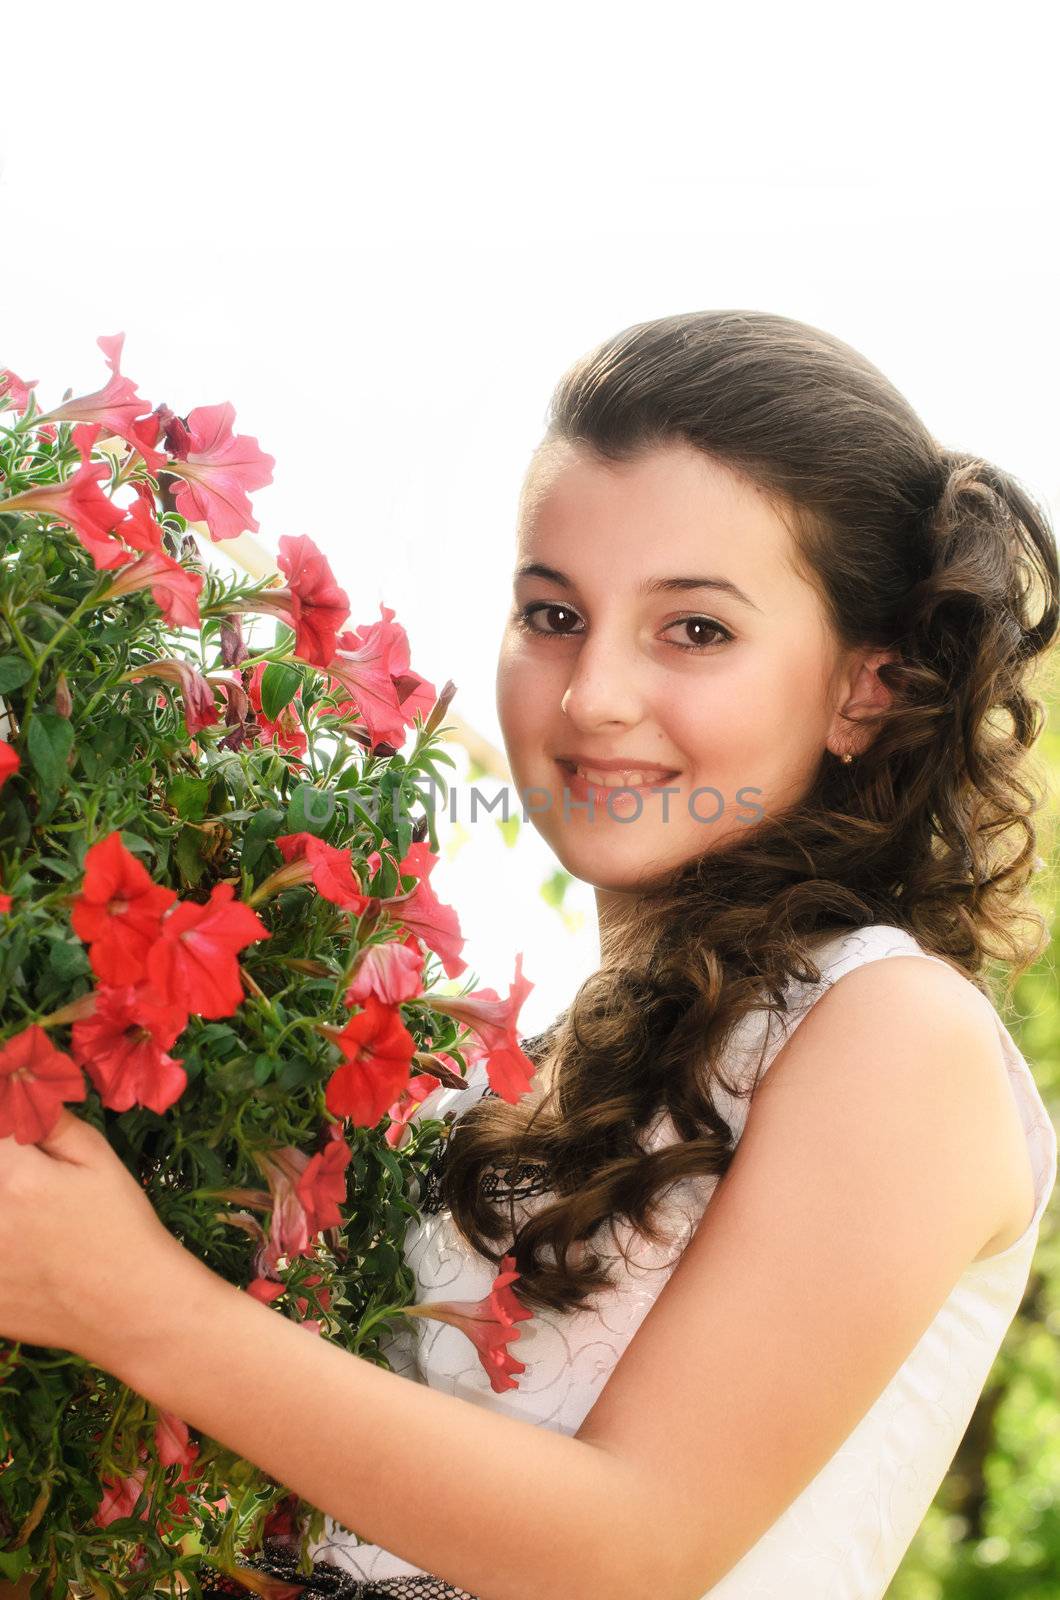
[440,309,1059,1315]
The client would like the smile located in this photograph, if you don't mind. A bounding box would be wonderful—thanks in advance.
[556,759,681,794]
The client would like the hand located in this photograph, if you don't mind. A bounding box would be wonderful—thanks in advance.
[0,1109,194,1370]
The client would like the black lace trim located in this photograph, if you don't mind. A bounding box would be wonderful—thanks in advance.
[196,1543,479,1597]
[416,1030,557,1217]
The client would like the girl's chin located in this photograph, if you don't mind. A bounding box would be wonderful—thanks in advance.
[546,830,693,886]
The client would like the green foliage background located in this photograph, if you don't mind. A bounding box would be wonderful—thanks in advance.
[889,660,1060,1599]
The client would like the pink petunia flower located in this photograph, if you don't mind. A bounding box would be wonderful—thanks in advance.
[102,498,204,629]
[319,609,410,749]
[345,939,425,1007]
[384,1070,444,1150]
[38,334,167,473]
[334,604,437,734]
[154,1409,199,1471]
[387,840,467,980]
[123,655,220,736]
[424,953,535,1102]
[402,1254,532,1393]
[0,368,38,413]
[0,421,127,569]
[94,1465,149,1528]
[248,535,351,669]
[157,401,275,542]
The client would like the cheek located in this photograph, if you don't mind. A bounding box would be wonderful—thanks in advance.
[495,640,544,735]
[663,646,824,764]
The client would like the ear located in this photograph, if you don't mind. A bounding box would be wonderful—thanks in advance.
[831,649,897,757]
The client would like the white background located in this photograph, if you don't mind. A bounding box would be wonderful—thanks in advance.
[2,0,1057,1033]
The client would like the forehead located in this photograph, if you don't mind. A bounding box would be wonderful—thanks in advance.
[516,439,804,598]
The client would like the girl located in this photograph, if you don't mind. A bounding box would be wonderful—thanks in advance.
[0,310,1057,1600]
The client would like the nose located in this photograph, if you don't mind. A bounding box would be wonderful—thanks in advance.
[559,628,645,728]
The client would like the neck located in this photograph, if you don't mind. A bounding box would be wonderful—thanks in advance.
[594,883,645,953]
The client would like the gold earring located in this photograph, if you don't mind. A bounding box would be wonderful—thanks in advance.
[841,751,853,764]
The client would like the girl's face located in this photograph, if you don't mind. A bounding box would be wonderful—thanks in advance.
[495,440,892,898]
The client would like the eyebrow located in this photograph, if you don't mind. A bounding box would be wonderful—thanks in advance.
[513,561,762,612]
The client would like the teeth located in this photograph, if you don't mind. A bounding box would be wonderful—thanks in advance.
[576,766,660,788]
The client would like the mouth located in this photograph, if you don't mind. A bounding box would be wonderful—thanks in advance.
[555,758,681,791]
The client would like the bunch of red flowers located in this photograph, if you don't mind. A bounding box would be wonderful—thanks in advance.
[0,340,536,1585]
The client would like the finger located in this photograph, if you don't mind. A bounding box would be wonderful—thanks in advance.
[34,1107,99,1166]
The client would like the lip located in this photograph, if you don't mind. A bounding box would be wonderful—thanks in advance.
[555,755,680,776]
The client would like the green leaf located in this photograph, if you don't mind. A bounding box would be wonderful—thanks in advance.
[252,1053,276,1086]
[242,806,285,873]
[168,774,211,821]
[0,1546,33,1579]
[277,1054,314,1090]
[260,660,302,722]
[48,938,90,980]
[174,824,207,887]
[498,813,521,848]
[287,783,334,837]
[0,656,31,694]
[26,712,74,795]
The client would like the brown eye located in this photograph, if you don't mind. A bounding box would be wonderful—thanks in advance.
[517,603,584,638]
[665,617,733,652]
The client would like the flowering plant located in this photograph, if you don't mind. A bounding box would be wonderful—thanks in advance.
[0,343,536,1594]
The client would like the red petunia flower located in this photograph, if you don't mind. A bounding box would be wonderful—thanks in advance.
[272,832,371,913]
[0,421,127,569]
[0,740,19,793]
[0,368,37,413]
[146,882,270,1019]
[293,1272,332,1322]
[245,662,307,756]
[388,840,467,980]
[38,334,167,473]
[70,983,188,1115]
[248,535,350,669]
[425,952,535,1102]
[247,1277,286,1304]
[70,832,178,986]
[295,1130,352,1234]
[157,401,275,542]
[322,997,416,1127]
[402,1254,532,1393]
[0,1025,87,1144]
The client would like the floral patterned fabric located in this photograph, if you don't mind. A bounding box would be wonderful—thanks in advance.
[304,924,1056,1599]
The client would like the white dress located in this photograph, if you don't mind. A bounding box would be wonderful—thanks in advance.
[308,923,1058,1598]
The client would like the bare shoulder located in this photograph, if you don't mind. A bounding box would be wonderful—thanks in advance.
[756,952,1035,1260]
[572,948,1035,1593]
